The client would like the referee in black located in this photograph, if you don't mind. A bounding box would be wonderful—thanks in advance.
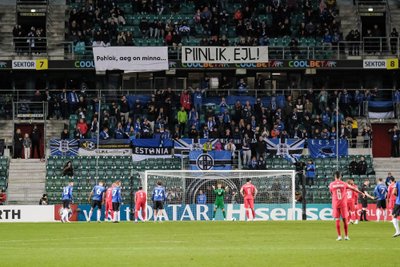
[359,180,374,221]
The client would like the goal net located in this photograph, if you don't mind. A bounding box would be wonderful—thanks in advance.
[140,170,297,221]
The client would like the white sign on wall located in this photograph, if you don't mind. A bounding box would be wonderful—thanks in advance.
[93,46,169,71]
[181,46,269,64]
[0,205,54,222]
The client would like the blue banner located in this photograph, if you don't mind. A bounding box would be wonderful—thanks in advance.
[77,203,333,221]
[50,139,79,156]
[308,139,348,158]
[131,138,173,148]
[188,150,232,170]
[266,138,305,162]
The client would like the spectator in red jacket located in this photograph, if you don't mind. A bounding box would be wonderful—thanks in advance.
[76,118,88,138]
[0,189,7,205]
[180,89,191,111]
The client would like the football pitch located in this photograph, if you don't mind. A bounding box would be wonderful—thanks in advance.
[0,221,399,267]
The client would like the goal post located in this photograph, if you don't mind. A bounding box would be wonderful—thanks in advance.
[140,170,298,221]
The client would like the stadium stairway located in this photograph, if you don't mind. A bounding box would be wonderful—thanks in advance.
[45,119,67,147]
[0,120,15,151]
[336,0,360,48]
[373,158,400,181]
[388,0,400,34]
[7,159,46,204]
[46,0,67,59]
[0,2,16,58]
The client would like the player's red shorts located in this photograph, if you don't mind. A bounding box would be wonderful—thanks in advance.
[332,204,348,219]
[347,201,355,212]
[105,201,113,212]
[244,198,254,209]
[388,199,396,210]
[135,201,146,212]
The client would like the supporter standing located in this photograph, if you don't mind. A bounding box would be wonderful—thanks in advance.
[13,128,23,159]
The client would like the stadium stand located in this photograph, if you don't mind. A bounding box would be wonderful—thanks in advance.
[45,156,181,204]
[0,156,10,194]
[66,0,342,58]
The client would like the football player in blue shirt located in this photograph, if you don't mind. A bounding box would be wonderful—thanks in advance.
[391,179,400,237]
[373,178,388,222]
[61,181,74,223]
[112,180,122,223]
[152,180,166,222]
[87,181,106,222]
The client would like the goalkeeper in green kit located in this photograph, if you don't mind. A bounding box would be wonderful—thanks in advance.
[212,182,226,221]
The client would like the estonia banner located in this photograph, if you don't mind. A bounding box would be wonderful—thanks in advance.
[308,139,348,158]
[189,150,232,170]
[368,101,394,119]
[266,138,304,163]
[50,139,79,156]
[131,139,173,161]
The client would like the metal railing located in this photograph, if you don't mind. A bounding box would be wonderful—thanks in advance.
[12,101,48,121]
[2,38,400,60]
[12,37,48,56]
[0,88,399,102]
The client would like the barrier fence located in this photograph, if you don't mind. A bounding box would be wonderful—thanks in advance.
[2,37,400,60]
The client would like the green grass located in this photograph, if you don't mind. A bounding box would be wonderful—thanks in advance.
[0,221,399,266]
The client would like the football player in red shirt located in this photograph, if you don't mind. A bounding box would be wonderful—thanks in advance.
[104,183,115,222]
[387,177,396,216]
[240,178,258,221]
[135,186,147,223]
[329,171,367,241]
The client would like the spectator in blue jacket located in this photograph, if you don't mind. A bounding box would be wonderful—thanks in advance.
[306,160,316,186]
[99,127,110,140]
[67,89,79,115]
[114,122,125,139]
[394,88,400,118]
[191,87,205,113]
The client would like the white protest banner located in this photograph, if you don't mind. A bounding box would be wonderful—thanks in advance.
[93,46,169,71]
[0,205,55,222]
[181,46,268,64]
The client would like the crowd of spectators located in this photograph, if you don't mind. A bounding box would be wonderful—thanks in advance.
[67,2,127,49]
[13,25,46,54]
[348,156,368,175]
[66,0,342,49]
[30,83,380,168]
[13,125,42,159]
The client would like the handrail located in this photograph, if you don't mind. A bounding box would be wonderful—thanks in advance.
[2,38,400,60]
[0,88,399,105]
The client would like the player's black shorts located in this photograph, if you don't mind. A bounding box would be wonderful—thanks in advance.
[62,200,70,209]
[153,201,164,210]
[360,199,368,208]
[393,204,400,217]
[376,199,386,209]
[112,202,120,211]
[91,200,102,209]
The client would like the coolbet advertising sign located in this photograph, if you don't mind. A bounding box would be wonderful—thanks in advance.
[182,46,269,64]
[93,46,168,71]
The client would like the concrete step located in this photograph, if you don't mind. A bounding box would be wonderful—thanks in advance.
[8,157,46,204]
[373,158,400,180]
